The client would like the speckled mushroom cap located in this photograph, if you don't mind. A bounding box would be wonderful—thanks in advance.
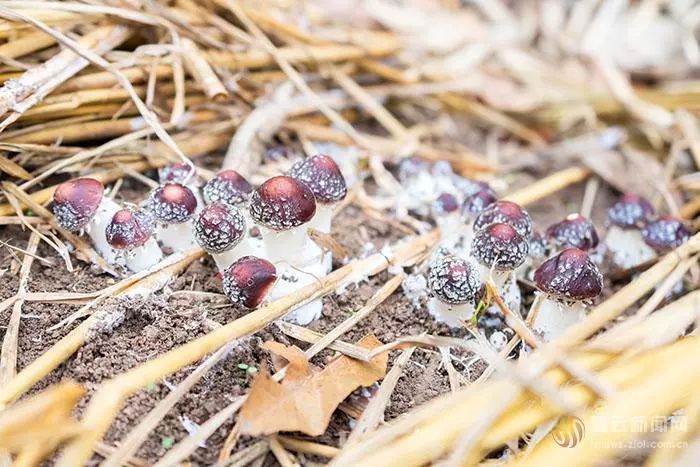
[641,216,691,253]
[288,154,347,204]
[202,170,253,206]
[249,176,316,231]
[607,194,654,229]
[462,185,497,219]
[148,183,198,224]
[105,207,155,251]
[432,192,460,217]
[52,178,105,232]
[223,256,277,309]
[534,248,603,301]
[473,200,532,238]
[546,213,599,251]
[158,162,193,184]
[428,255,480,305]
[194,202,246,254]
[471,223,529,271]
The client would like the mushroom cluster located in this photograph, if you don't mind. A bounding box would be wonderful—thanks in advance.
[51,154,348,326]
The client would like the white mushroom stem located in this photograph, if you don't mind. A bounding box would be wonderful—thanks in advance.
[530,293,587,342]
[211,239,259,272]
[427,298,475,328]
[605,225,656,269]
[271,260,326,325]
[124,238,163,272]
[85,196,120,264]
[309,204,334,234]
[157,220,198,252]
[262,227,321,268]
[478,265,521,313]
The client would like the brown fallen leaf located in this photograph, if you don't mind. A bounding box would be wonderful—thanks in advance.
[239,335,388,436]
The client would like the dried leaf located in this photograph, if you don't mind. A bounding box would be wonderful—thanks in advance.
[239,335,388,436]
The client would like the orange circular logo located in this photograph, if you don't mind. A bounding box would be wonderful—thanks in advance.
[551,416,585,448]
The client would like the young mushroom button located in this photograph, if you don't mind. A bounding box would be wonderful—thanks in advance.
[106,207,163,272]
[194,202,249,272]
[546,213,599,251]
[202,170,253,207]
[605,193,656,269]
[223,256,277,309]
[288,154,347,233]
[427,255,481,328]
[473,200,532,238]
[148,183,199,252]
[531,248,603,342]
[52,177,120,263]
[249,175,317,266]
[641,216,691,253]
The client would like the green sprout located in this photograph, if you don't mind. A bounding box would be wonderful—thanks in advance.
[161,436,174,449]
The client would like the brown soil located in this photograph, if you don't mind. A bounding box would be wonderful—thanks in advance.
[0,177,622,465]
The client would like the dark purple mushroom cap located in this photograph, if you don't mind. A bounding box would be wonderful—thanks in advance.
[158,162,193,184]
[194,202,246,254]
[288,155,347,204]
[432,192,460,217]
[249,176,316,231]
[222,256,277,309]
[397,157,429,182]
[641,216,691,253]
[473,200,532,238]
[428,255,480,305]
[608,194,654,229]
[202,170,253,206]
[105,208,155,251]
[534,248,603,301]
[546,213,599,251]
[52,178,104,231]
[148,183,198,224]
[462,185,497,219]
[471,223,529,271]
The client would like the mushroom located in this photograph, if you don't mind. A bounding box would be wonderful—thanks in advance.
[148,183,198,252]
[105,207,163,272]
[431,192,462,246]
[202,169,253,207]
[641,215,691,254]
[472,200,533,239]
[605,194,656,269]
[427,254,481,328]
[194,202,254,272]
[521,229,549,279]
[52,177,121,263]
[222,256,277,309]
[531,248,603,342]
[249,175,319,267]
[158,162,204,211]
[471,223,529,311]
[545,213,599,252]
[288,154,347,234]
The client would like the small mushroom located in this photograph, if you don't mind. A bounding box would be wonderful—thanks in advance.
[545,213,599,252]
[605,194,656,269]
[148,183,199,252]
[288,154,347,234]
[641,215,691,253]
[158,162,204,211]
[249,175,318,267]
[222,256,277,309]
[460,184,497,252]
[471,223,529,311]
[105,207,163,272]
[194,202,253,272]
[473,200,532,239]
[427,254,481,328]
[52,177,121,263]
[202,170,253,207]
[531,248,603,342]
[431,192,462,246]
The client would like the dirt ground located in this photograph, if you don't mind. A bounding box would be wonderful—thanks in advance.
[0,171,620,465]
